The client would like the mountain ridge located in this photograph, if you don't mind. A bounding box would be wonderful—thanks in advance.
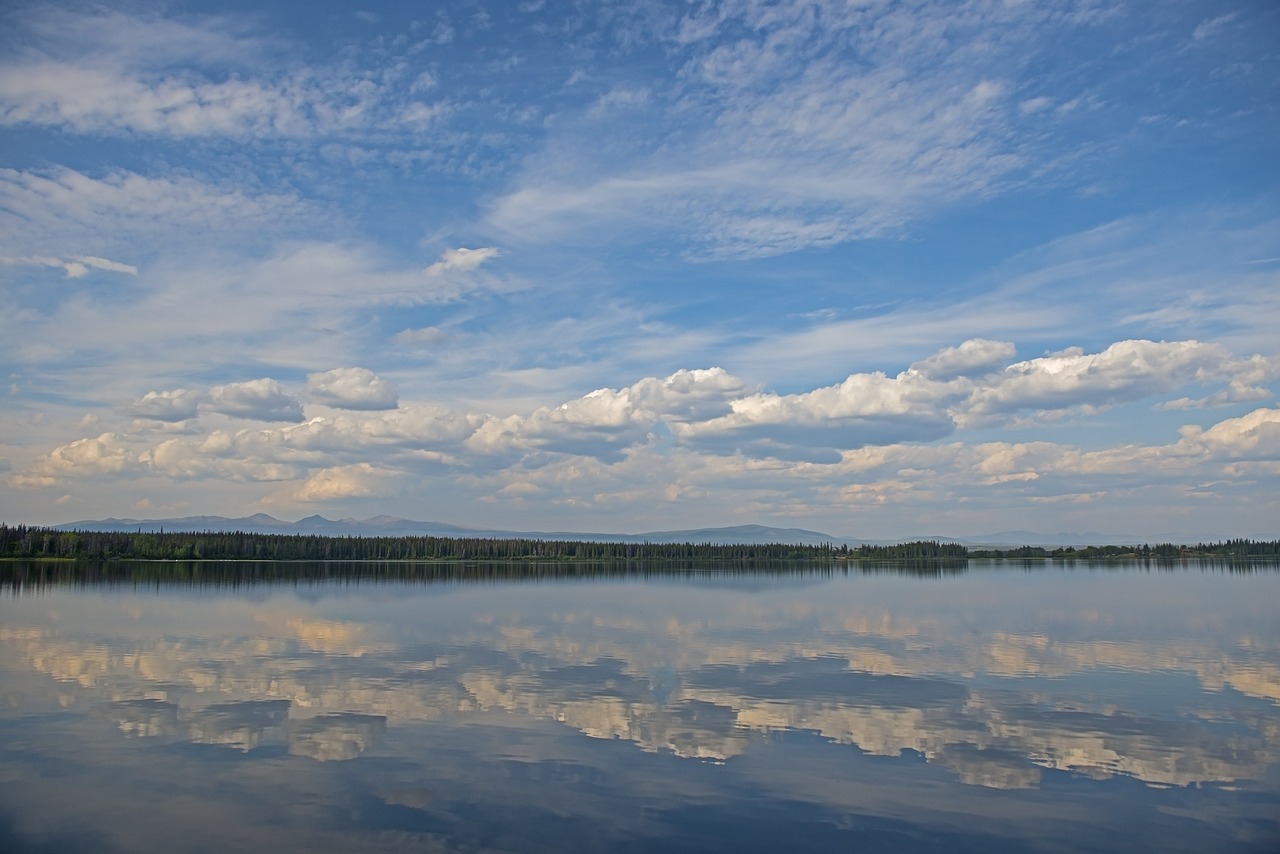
[45,514,1181,548]
[52,515,862,546]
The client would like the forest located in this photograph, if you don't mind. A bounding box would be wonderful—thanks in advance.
[0,524,963,562]
[969,540,1280,559]
[0,524,1276,564]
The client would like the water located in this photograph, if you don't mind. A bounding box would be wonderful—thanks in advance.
[1,560,1278,852]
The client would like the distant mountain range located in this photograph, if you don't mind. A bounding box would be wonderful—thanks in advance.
[50,514,1161,548]
[54,514,866,546]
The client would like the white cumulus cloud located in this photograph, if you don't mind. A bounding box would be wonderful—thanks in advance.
[123,389,203,422]
[206,379,303,422]
[9,433,134,488]
[909,339,1017,381]
[962,340,1279,424]
[1179,408,1280,459]
[306,368,399,411]
[276,463,398,503]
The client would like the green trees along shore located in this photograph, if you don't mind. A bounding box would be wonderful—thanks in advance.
[1,524,1276,563]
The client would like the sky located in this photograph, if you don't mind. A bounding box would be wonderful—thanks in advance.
[1,0,1278,539]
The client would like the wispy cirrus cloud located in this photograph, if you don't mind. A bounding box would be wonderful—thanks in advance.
[0,166,321,258]
[487,0,1097,258]
[0,6,443,141]
[0,253,137,278]
[1,230,518,411]
[423,247,500,277]
[0,60,316,138]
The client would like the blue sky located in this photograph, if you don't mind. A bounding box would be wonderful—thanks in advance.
[1,0,1278,538]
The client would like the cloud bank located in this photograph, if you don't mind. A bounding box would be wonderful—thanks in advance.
[11,338,1278,537]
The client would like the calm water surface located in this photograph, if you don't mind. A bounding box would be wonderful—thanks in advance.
[1,561,1278,852]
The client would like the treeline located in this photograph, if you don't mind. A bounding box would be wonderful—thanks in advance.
[970,539,1280,559]
[0,525,964,563]
[1,525,1273,564]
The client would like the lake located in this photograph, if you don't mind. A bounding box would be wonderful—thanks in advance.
[1,560,1278,852]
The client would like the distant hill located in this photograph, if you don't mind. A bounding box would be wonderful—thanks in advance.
[533,524,864,547]
[51,515,1177,548]
[55,514,504,538]
[53,515,865,547]
[928,531,1147,548]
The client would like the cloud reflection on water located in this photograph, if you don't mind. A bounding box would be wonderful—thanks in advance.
[1,567,1279,852]
[1,569,1277,792]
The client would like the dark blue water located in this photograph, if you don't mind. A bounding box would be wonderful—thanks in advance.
[1,561,1277,852]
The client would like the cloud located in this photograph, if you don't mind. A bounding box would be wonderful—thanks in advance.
[1192,13,1237,41]
[12,5,275,70]
[123,389,203,422]
[274,463,398,503]
[930,408,1280,497]
[9,337,1277,533]
[144,437,301,482]
[590,87,650,114]
[467,367,750,460]
[100,340,1280,477]
[962,340,1279,425]
[628,368,749,421]
[423,247,500,278]
[306,368,399,411]
[0,166,318,257]
[206,379,303,422]
[486,0,1084,258]
[130,404,485,489]
[1018,96,1053,115]
[1179,408,1280,459]
[243,242,509,308]
[0,59,313,139]
[477,339,1273,464]
[909,340,1017,382]
[393,326,447,346]
[1156,385,1273,411]
[669,369,961,461]
[73,255,139,274]
[0,7,387,141]
[9,433,134,489]
[398,99,451,130]
[0,253,136,278]
[0,229,516,419]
